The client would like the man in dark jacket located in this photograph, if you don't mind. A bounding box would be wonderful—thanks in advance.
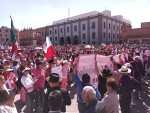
[118,66,140,113]
[43,73,71,113]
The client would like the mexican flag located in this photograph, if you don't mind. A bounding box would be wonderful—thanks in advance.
[10,17,18,54]
[43,36,56,60]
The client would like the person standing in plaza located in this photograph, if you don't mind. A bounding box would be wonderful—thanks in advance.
[81,86,98,113]
[96,78,120,113]
[118,66,140,113]
[44,73,71,113]
[48,90,63,113]
[31,59,46,113]
[75,73,101,113]
[21,67,35,113]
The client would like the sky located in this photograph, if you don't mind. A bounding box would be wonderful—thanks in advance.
[0,0,150,29]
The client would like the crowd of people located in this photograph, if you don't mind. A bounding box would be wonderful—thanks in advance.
[0,43,150,113]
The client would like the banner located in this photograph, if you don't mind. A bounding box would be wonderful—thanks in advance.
[77,54,98,85]
[96,55,113,73]
[113,53,128,64]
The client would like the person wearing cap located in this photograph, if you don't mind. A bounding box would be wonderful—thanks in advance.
[118,66,140,113]
[44,73,71,113]
[21,67,35,113]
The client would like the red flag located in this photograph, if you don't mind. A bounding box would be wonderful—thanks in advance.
[43,36,56,60]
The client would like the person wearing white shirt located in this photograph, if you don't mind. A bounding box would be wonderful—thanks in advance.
[21,67,35,113]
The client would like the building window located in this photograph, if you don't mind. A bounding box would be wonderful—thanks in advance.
[42,32,44,36]
[92,22,95,29]
[117,26,119,31]
[60,28,63,33]
[82,33,86,40]
[109,33,111,39]
[104,22,106,29]
[74,25,77,32]
[55,37,57,41]
[113,25,115,31]
[55,29,57,34]
[67,27,69,33]
[5,29,8,32]
[92,41,95,44]
[49,30,52,35]
[109,23,111,29]
[113,34,115,39]
[50,37,52,41]
[103,32,105,38]
[82,24,86,30]
[92,32,96,39]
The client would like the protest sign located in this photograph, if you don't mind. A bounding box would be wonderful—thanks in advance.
[96,55,113,73]
[77,54,98,85]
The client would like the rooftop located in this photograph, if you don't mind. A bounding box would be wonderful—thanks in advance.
[52,10,130,25]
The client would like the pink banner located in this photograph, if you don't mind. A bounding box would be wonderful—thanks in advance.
[113,53,128,64]
[96,55,113,73]
[77,54,98,85]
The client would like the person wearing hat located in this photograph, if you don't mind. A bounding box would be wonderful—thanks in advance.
[118,66,140,113]
[43,73,71,113]
[3,66,17,97]
[21,67,35,113]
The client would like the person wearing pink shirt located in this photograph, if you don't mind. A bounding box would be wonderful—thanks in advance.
[31,59,46,113]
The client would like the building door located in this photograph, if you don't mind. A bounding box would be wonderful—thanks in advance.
[60,37,65,45]
[73,35,79,45]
